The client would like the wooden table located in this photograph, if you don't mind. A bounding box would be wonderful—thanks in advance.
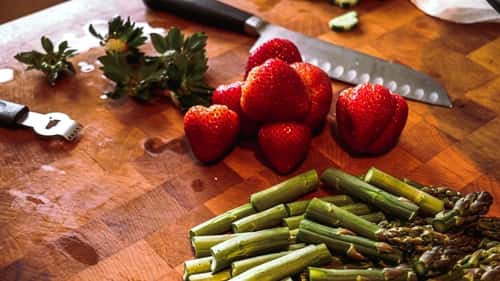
[0,0,499,280]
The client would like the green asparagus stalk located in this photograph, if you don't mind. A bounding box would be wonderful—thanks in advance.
[364,167,444,215]
[184,257,212,281]
[232,204,288,233]
[250,170,319,211]
[230,244,332,281]
[296,228,365,261]
[414,245,468,277]
[188,270,231,281]
[305,198,382,241]
[432,192,493,233]
[231,251,292,276]
[283,212,384,232]
[288,242,306,250]
[191,233,249,258]
[283,215,305,230]
[284,204,377,230]
[280,278,293,281]
[307,267,418,281]
[321,168,419,220]
[286,195,354,216]
[403,178,463,209]
[189,203,256,237]
[298,219,403,263]
[361,212,387,223]
[210,227,290,273]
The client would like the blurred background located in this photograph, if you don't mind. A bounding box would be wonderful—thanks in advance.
[0,0,65,24]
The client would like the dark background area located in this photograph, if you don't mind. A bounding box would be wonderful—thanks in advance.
[0,0,65,24]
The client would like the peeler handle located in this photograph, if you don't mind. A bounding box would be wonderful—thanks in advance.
[0,99,29,127]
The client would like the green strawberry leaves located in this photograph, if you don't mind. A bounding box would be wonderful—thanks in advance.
[15,36,77,86]
[97,21,212,110]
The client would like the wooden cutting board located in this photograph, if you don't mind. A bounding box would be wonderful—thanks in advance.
[0,0,499,280]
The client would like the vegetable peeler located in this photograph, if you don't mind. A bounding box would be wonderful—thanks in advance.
[0,99,82,141]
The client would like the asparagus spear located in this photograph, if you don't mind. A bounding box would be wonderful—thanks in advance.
[474,217,500,240]
[403,178,463,209]
[192,233,249,258]
[188,270,231,281]
[232,204,289,233]
[283,204,376,230]
[250,170,319,211]
[184,257,212,281]
[379,225,449,252]
[321,168,419,220]
[361,212,387,223]
[231,251,292,276]
[298,219,403,263]
[286,195,354,216]
[189,203,256,237]
[210,227,290,272]
[308,267,418,281]
[432,192,493,233]
[305,198,382,241]
[364,167,444,215]
[230,244,332,281]
[288,242,306,250]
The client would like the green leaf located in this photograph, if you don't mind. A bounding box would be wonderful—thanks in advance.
[166,27,183,51]
[88,24,103,40]
[150,33,167,53]
[41,36,54,53]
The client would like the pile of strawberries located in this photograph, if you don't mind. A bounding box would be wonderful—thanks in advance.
[184,38,333,174]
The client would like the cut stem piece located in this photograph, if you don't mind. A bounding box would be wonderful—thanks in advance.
[232,204,288,233]
[189,203,256,237]
[210,227,290,273]
[286,195,354,216]
[250,170,319,211]
[305,198,382,241]
[321,168,419,221]
[230,244,332,281]
[364,167,444,215]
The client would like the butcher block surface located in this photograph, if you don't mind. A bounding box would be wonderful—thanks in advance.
[0,0,499,280]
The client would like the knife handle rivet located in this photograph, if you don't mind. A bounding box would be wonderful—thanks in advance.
[415,88,425,99]
[359,73,370,84]
[429,92,439,103]
[399,84,410,96]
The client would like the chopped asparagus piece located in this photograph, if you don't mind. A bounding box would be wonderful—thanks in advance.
[210,227,290,273]
[364,167,444,215]
[251,170,319,211]
[190,203,256,237]
[188,270,231,281]
[232,204,288,233]
[286,195,354,216]
[184,257,212,281]
[230,244,332,281]
[322,168,419,220]
[329,11,358,32]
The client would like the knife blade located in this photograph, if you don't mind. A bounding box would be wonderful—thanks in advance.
[143,0,452,108]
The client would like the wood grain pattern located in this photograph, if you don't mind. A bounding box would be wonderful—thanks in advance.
[0,0,499,280]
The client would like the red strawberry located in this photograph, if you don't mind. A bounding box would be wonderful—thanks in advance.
[245,38,302,78]
[258,122,311,174]
[184,105,240,162]
[241,58,310,122]
[335,83,408,154]
[291,62,333,133]
[212,81,259,138]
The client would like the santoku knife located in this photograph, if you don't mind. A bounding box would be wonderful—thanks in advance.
[143,0,452,108]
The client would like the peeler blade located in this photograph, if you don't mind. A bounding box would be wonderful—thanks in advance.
[19,112,82,141]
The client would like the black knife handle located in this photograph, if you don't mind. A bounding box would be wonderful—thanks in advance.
[0,99,29,127]
[143,0,254,34]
